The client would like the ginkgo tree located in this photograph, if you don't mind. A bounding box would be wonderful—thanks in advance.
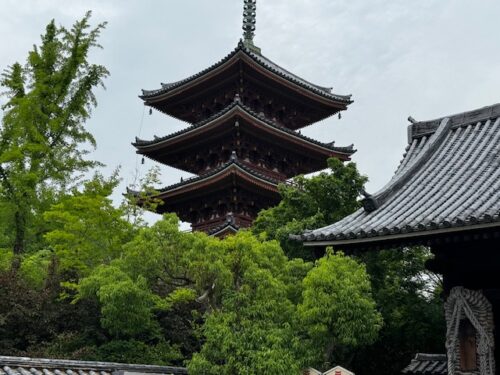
[0,12,108,259]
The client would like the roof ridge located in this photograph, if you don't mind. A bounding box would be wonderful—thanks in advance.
[0,356,186,373]
[362,117,452,212]
[414,353,447,361]
[408,102,500,140]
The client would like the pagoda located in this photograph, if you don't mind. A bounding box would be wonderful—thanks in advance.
[132,0,355,236]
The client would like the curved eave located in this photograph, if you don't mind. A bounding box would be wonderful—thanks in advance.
[302,221,500,249]
[140,42,352,107]
[154,161,280,201]
[133,102,354,160]
[299,103,500,250]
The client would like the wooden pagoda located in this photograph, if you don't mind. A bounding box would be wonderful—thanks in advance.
[298,104,500,374]
[132,0,355,236]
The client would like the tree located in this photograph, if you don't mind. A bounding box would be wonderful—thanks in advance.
[188,232,302,375]
[187,233,382,375]
[253,157,445,374]
[253,158,367,259]
[75,214,215,364]
[0,12,109,258]
[350,248,445,375]
[44,172,134,280]
[296,251,382,371]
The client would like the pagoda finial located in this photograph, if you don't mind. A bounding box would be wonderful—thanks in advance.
[243,0,261,53]
[243,0,256,42]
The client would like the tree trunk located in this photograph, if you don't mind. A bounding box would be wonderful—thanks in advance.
[10,210,26,274]
[13,210,26,254]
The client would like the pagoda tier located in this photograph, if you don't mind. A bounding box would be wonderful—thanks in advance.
[132,158,281,234]
[140,41,352,130]
[133,100,354,179]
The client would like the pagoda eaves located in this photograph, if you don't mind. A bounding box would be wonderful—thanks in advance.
[131,157,281,233]
[133,100,354,177]
[140,41,352,130]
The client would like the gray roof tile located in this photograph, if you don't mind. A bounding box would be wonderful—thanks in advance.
[0,356,187,375]
[300,103,500,246]
[401,353,447,374]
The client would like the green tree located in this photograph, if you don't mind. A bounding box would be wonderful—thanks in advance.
[78,265,160,339]
[253,157,444,374]
[0,12,108,258]
[44,172,133,280]
[188,231,301,375]
[296,251,382,371]
[75,214,216,363]
[253,158,367,259]
[350,248,445,375]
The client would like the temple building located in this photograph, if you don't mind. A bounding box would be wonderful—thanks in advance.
[132,0,355,236]
[297,104,500,374]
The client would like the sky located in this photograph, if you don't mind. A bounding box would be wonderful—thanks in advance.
[1,0,500,223]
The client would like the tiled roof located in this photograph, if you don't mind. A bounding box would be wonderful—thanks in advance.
[207,222,240,237]
[300,103,500,247]
[401,353,447,374]
[140,41,352,104]
[159,159,280,194]
[0,356,187,375]
[133,100,355,156]
[127,157,281,199]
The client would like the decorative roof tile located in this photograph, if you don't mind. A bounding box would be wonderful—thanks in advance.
[401,353,447,374]
[0,356,187,375]
[299,103,500,247]
[133,100,355,156]
[140,41,352,104]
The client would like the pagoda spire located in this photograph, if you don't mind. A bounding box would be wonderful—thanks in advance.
[242,0,261,53]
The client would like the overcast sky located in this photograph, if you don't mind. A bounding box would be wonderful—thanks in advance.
[2,0,500,221]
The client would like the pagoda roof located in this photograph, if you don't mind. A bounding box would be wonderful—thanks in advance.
[133,100,355,157]
[156,157,279,195]
[298,103,500,249]
[128,157,281,206]
[141,41,352,105]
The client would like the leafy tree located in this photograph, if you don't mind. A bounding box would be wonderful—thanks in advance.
[19,249,52,288]
[188,234,381,375]
[75,214,216,361]
[0,257,102,357]
[44,172,133,280]
[253,158,367,259]
[188,232,301,375]
[0,12,109,258]
[296,251,382,371]
[78,265,160,339]
[253,157,445,374]
[350,248,445,375]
